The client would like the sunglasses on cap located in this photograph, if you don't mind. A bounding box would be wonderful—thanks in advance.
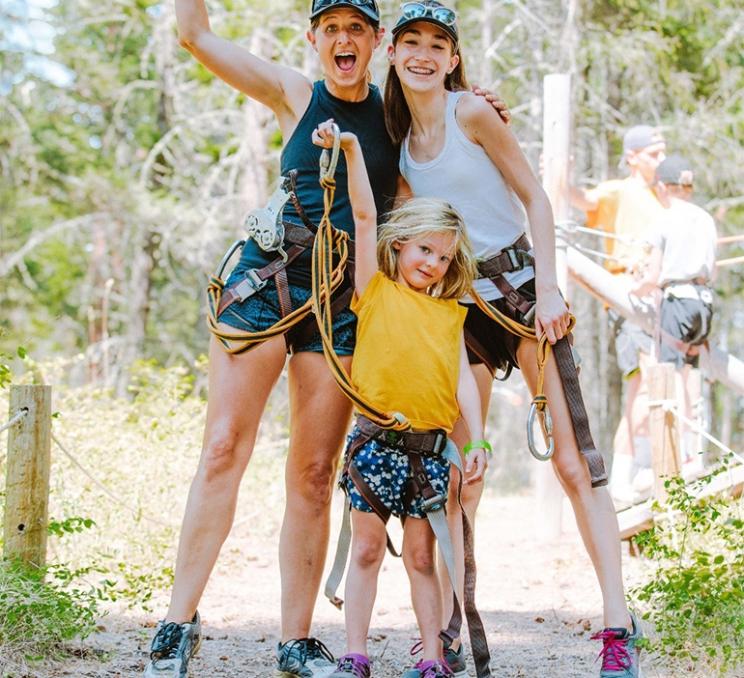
[399,2,457,27]
[310,0,380,20]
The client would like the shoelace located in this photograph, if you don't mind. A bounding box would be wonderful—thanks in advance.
[304,637,335,663]
[591,630,631,671]
[335,655,371,678]
[151,622,184,660]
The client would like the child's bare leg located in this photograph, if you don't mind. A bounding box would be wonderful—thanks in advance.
[343,510,387,655]
[403,517,443,661]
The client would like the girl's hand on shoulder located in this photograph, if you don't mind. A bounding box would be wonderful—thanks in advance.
[311,118,358,152]
[470,85,511,125]
[534,287,570,344]
[464,448,487,484]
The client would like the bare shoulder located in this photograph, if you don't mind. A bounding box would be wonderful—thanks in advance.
[455,91,508,141]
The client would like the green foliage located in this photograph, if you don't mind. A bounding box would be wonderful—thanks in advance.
[0,560,100,670]
[630,467,744,676]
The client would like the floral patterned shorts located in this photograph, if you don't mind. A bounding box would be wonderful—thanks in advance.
[342,425,451,520]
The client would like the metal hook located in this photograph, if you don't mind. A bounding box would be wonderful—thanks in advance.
[527,402,555,461]
[319,122,341,184]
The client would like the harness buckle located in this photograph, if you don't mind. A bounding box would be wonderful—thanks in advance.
[527,402,555,461]
[233,268,268,302]
[421,493,446,513]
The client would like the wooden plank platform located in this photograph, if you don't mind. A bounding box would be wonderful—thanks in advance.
[617,463,744,541]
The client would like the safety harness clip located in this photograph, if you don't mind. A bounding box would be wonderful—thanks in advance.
[527,400,555,461]
[319,123,341,185]
[421,493,446,513]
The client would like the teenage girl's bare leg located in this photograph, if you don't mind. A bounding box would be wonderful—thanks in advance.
[342,510,387,655]
[440,364,492,631]
[166,333,287,623]
[403,517,443,662]
[279,351,353,641]
[517,338,631,630]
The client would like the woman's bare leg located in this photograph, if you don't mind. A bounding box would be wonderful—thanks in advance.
[166,333,287,622]
[279,352,353,641]
[517,338,630,629]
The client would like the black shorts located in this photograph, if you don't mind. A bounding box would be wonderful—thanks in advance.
[463,279,536,377]
[659,290,713,368]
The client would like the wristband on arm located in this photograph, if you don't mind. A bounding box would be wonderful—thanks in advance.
[463,439,492,457]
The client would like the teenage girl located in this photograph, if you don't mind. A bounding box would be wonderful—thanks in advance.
[313,119,488,678]
[385,3,642,677]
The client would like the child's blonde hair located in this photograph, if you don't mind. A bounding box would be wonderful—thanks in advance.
[377,197,477,299]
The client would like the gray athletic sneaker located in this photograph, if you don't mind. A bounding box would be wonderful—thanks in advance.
[277,637,336,677]
[143,612,202,678]
[591,612,643,677]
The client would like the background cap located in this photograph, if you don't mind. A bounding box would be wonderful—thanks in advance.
[622,125,664,153]
[656,154,694,185]
[310,0,380,24]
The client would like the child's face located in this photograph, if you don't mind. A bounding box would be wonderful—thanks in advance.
[393,231,456,292]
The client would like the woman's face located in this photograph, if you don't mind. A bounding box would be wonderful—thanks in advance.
[388,21,458,93]
[307,8,383,94]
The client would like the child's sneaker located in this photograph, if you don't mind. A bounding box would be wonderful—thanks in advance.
[591,613,643,677]
[402,639,466,678]
[415,660,453,678]
[276,638,336,677]
[329,653,371,677]
[143,611,202,677]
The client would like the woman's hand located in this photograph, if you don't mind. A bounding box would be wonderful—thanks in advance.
[464,448,488,484]
[311,118,358,151]
[534,286,570,344]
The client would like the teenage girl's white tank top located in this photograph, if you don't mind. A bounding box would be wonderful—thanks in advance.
[399,90,534,302]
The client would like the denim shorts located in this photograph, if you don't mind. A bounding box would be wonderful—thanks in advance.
[217,273,356,355]
[342,427,450,520]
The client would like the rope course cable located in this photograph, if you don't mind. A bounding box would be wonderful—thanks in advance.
[51,430,174,528]
[647,398,744,466]
[0,408,28,435]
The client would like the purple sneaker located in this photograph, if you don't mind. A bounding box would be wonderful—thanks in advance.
[329,653,371,678]
[415,660,453,678]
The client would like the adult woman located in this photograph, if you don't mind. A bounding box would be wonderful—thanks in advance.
[386,3,642,677]
[144,2,396,676]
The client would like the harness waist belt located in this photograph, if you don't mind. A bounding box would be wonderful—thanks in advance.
[355,415,446,456]
[477,233,532,278]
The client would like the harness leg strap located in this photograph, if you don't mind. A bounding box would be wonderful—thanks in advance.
[552,336,608,487]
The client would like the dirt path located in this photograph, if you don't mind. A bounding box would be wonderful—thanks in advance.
[48,494,663,678]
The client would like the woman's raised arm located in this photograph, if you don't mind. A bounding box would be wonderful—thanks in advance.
[175,0,311,128]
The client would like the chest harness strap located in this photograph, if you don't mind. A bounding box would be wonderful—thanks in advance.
[470,235,607,487]
[324,415,492,678]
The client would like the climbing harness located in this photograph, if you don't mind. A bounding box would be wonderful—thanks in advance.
[312,125,492,677]
[469,235,608,486]
[205,169,349,354]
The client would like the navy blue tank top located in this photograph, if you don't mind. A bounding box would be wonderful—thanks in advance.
[232,81,398,287]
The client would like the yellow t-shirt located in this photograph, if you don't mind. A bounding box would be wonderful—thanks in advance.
[350,271,467,433]
[585,177,663,274]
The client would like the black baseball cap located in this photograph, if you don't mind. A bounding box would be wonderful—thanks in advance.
[392,1,459,46]
[310,0,380,25]
[656,154,694,186]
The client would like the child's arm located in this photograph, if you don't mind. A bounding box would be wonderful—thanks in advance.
[312,119,378,295]
[456,334,487,484]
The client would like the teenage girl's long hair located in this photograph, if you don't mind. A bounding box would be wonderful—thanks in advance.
[384,36,469,146]
[377,197,477,299]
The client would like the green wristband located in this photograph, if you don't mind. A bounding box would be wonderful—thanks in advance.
[463,439,492,456]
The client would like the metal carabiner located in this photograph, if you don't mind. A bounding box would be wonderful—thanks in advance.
[319,122,341,184]
[215,239,246,279]
[527,401,555,461]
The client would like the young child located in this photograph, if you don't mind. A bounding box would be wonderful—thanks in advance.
[385,3,643,677]
[312,119,489,678]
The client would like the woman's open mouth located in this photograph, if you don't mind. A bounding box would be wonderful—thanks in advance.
[334,52,357,72]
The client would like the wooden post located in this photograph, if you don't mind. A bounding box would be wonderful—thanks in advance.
[3,385,52,568]
[534,73,571,541]
[648,364,681,502]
